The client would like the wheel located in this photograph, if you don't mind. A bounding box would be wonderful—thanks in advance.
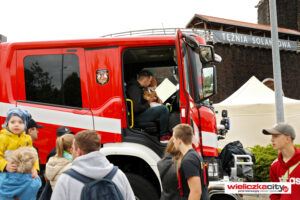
[125,173,160,200]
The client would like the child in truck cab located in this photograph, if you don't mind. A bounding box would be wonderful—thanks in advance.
[127,70,170,143]
[143,75,162,107]
[0,107,39,178]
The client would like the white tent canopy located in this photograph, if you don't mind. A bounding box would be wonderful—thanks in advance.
[214,76,300,148]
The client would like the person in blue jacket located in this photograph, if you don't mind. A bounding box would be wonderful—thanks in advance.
[0,146,41,200]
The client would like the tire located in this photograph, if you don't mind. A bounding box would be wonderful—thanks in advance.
[126,173,160,200]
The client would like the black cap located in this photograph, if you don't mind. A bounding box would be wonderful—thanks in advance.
[56,126,74,137]
[27,119,43,129]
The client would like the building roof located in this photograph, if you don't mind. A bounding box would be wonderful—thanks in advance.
[186,14,300,40]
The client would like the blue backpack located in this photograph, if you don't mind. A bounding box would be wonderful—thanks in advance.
[64,166,124,200]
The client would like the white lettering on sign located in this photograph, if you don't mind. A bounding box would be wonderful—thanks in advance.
[214,30,297,51]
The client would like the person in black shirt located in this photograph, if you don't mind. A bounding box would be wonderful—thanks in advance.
[172,123,209,200]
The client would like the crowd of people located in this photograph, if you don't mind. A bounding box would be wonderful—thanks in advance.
[0,88,299,199]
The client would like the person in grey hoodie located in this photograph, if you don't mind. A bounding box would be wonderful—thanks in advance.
[51,130,135,200]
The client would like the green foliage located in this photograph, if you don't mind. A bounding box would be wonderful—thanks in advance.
[246,144,300,182]
[247,144,278,182]
[219,144,300,182]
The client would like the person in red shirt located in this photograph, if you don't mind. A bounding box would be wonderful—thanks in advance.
[262,123,300,200]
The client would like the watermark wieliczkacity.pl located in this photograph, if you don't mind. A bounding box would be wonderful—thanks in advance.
[225,182,291,194]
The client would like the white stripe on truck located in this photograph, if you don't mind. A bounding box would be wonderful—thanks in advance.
[201,131,218,148]
[0,102,121,134]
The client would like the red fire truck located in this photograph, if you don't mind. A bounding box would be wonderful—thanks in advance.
[0,29,245,200]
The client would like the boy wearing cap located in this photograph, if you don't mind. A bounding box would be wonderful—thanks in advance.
[27,119,46,187]
[27,119,43,143]
[262,123,300,200]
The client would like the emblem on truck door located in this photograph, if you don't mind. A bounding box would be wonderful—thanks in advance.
[96,69,109,85]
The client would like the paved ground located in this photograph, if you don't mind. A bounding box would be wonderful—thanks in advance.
[242,194,269,200]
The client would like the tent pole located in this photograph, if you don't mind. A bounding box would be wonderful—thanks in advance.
[269,0,285,123]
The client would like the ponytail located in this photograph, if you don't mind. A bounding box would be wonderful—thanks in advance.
[56,136,64,157]
[56,134,75,157]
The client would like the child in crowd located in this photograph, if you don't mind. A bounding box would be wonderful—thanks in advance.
[144,76,162,107]
[0,146,42,200]
[0,107,39,177]
[46,133,74,190]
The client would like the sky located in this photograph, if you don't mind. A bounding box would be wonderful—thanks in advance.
[1,0,260,42]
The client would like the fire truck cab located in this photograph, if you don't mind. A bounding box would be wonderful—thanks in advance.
[0,30,242,200]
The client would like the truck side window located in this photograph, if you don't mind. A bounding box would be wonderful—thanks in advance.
[182,42,192,95]
[24,54,82,108]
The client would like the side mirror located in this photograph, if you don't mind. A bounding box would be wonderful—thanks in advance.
[199,45,215,63]
[202,66,217,99]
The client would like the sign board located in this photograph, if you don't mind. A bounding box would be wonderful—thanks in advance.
[211,30,298,51]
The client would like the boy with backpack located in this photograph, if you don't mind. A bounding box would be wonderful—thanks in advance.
[51,130,134,200]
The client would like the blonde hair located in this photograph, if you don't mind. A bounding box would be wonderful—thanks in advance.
[56,134,74,157]
[7,147,38,173]
[165,137,183,172]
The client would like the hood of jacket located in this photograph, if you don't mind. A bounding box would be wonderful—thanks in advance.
[71,151,113,179]
[0,172,41,197]
[278,147,300,169]
[46,156,72,181]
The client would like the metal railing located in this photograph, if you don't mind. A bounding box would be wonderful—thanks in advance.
[230,154,253,181]
[101,28,211,41]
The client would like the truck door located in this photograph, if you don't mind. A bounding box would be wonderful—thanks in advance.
[16,48,93,164]
[175,29,196,124]
[84,47,123,143]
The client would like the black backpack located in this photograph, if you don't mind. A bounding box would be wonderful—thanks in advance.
[64,166,124,200]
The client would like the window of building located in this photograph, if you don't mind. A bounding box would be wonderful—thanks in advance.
[24,54,82,108]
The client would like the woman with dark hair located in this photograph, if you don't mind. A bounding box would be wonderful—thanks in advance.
[157,137,182,200]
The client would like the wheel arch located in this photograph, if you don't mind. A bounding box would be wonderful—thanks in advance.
[100,142,162,195]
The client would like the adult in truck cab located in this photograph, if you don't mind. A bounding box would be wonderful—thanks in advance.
[127,70,170,143]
